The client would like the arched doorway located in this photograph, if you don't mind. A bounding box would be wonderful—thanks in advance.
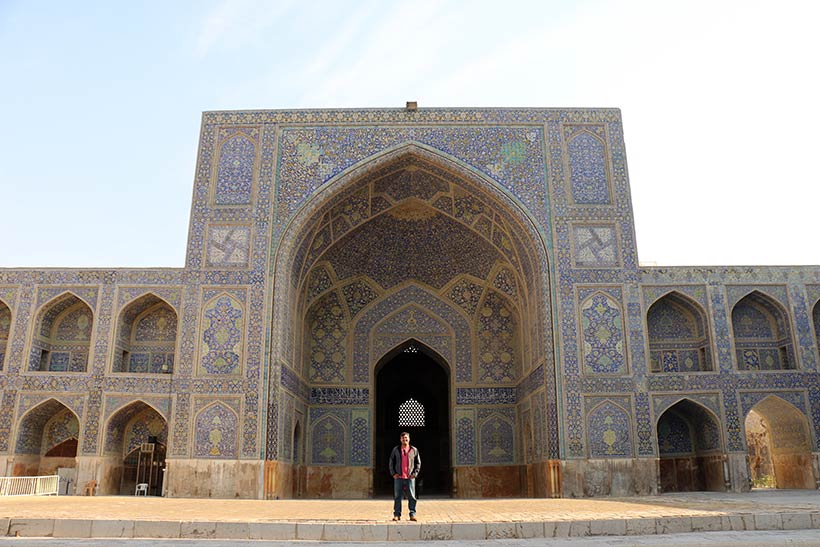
[14,399,79,490]
[745,396,815,489]
[103,401,168,496]
[656,399,725,493]
[375,341,451,497]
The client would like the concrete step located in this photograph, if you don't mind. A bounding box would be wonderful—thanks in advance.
[4,511,820,541]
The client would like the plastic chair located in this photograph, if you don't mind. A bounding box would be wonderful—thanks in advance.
[135,483,149,496]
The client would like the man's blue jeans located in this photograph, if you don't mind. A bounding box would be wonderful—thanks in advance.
[393,477,417,517]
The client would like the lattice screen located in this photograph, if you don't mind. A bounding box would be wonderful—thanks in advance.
[398,398,425,427]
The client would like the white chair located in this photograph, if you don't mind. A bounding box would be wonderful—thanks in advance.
[135,483,149,496]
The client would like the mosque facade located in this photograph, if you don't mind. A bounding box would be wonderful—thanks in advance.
[1,106,819,498]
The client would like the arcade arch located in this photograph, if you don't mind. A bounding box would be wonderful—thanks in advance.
[745,396,815,489]
[731,291,795,370]
[13,399,79,481]
[102,401,168,496]
[113,294,178,374]
[647,292,712,372]
[30,293,93,372]
[656,399,725,493]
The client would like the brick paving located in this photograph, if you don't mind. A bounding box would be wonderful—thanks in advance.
[1,490,819,523]
[2,491,820,540]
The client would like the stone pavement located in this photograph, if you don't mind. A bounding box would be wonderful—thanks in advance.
[2,490,820,541]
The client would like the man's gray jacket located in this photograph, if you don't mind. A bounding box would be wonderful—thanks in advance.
[389,445,421,478]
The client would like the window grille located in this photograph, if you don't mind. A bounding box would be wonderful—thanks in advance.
[399,398,425,427]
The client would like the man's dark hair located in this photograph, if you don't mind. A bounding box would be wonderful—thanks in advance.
[400,432,410,438]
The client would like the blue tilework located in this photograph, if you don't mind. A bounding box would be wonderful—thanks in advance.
[564,126,611,205]
[193,401,239,458]
[479,409,515,464]
[579,291,626,374]
[455,411,477,465]
[201,295,244,375]
[350,409,370,466]
[586,400,633,457]
[310,411,346,465]
[215,129,257,205]
[352,285,471,383]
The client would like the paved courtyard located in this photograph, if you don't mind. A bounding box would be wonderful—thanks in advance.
[2,490,820,541]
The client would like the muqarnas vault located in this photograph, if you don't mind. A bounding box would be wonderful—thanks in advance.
[1,106,819,499]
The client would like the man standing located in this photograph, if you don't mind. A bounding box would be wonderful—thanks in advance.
[389,431,420,521]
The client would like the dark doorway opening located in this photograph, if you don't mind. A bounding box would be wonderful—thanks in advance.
[374,341,451,497]
[121,442,166,496]
[657,400,725,493]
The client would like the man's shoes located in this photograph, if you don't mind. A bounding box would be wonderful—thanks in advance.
[409,515,417,521]
[392,516,400,521]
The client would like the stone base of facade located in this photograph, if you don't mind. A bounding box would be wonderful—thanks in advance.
[524,460,562,497]
[6,455,75,477]
[304,465,373,498]
[453,465,523,497]
[265,462,372,499]
[726,452,751,492]
[771,452,816,489]
[164,458,263,499]
[561,458,658,497]
[263,461,307,499]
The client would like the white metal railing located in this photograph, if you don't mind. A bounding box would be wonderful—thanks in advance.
[0,475,59,496]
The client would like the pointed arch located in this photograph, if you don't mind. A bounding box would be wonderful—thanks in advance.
[373,336,451,376]
[267,140,558,470]
[29,292,93,372]
[647,291,713,372]
[15,398,79,456]
[732,290,795,370]
[270,142,553,366]
[745,395,814,489]
[310,413,346,465]
[374,337,452,494]
[586,400,633,458]
[479,412,515,464]
[656,399,725,493]
[114,293,178,374]
[101,399,168,496]
[193,401,239,459]
[355,284,466,383]
[103,400,168,455]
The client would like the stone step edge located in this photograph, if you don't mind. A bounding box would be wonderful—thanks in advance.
[3,513,820,541]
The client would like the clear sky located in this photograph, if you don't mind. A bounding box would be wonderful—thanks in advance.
[1,0,818,268]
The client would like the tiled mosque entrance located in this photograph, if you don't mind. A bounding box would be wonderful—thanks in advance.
[269,144,554,499]
[374,341,451,497]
